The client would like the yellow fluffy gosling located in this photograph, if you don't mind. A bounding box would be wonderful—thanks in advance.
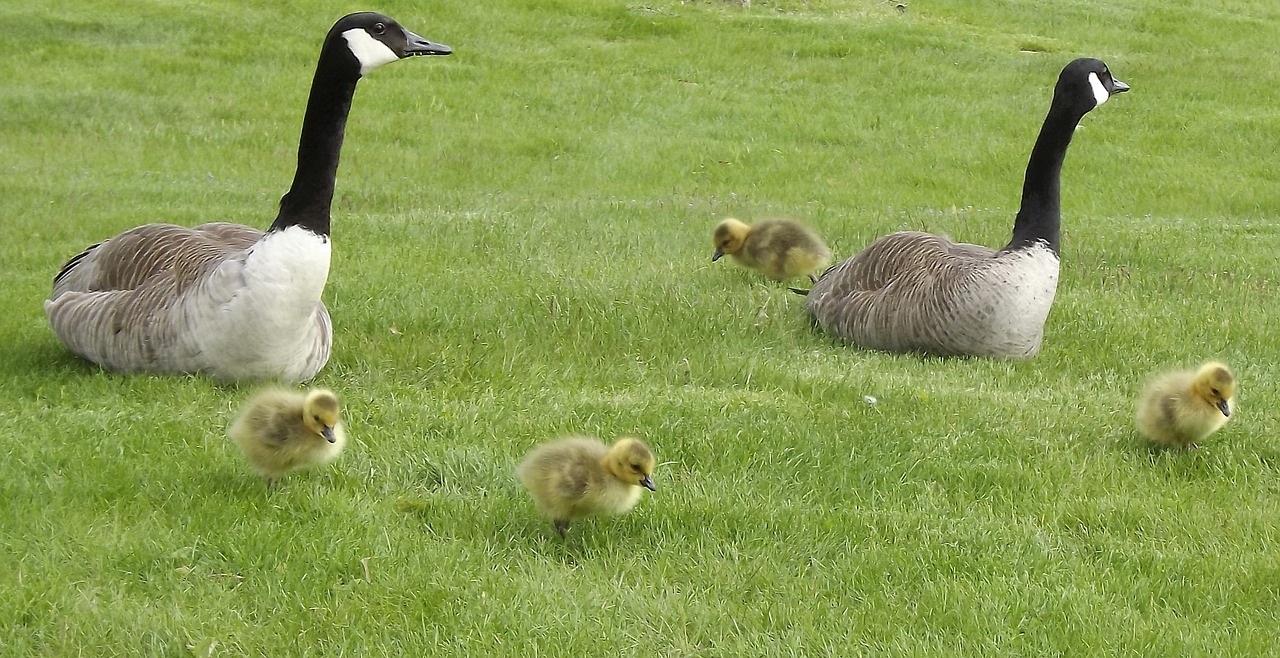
[711,217,831,283]
[517,436,657,537]
[1136,362,1236,448]
[229,388,346,484]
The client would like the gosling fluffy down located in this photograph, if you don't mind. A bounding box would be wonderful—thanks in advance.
[1136,362,1236,448]
[712,217,831,282]
[517,436,657,537]
[229,388,347,482]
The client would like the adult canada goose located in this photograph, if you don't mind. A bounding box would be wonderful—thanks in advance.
[1136,361,1236,449]
[804,58,1128,358]
[517,436,657,538]
[711,217,832,283]
[228,387,347,484]
[43,12,451,383]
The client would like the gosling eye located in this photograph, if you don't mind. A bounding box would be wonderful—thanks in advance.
[313,414,322,423]
[631,464,643,474]
[1210,388,1221,397]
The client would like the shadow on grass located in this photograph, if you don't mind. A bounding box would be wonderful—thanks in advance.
[185,465,276,502]
[392,489,663,565]
[4,339,99,379]
[1129,430,1271,483]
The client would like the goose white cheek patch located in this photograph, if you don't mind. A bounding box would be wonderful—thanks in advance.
[343,28,398,75]
[1088,72,1109,106]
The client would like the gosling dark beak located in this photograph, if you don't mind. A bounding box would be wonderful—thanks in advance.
[1217,400,1231,417]
[402,30,452,57]
[711,248,724,262]
[640,475,656,492]
[1111,78,1130,94]
[321,426,337,443]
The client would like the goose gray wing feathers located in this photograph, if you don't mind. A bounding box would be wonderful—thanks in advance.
[51,223,260,294]
[805,232,1059,358]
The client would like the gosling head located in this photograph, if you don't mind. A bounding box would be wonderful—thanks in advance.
[331,11,452,77]
[1191,362,1236,418]
[302,389,343,443]
[711,218,751,262]
[603,437,657,491]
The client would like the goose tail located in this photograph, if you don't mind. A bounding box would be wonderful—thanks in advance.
[52,242,102,287]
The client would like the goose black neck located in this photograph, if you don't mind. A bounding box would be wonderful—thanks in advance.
[1005,105,1085,256]
[269,48,361,236]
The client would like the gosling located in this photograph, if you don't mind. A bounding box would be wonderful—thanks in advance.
[1136,362,1237,449]
[711,217,831,283]
[228,388,347,484]
[517,436,657,538]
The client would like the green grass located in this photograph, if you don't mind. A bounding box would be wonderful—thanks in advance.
[3,0,1280,654]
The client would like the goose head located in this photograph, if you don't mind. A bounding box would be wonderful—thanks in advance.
[302,389,343,443]
[603,437,658,491]
[1190,362,1236,418]
[1054,58,1129,117]
[711,218,752,261]
[329,12,452,77]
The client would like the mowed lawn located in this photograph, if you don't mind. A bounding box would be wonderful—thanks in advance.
[3,0,1280,654]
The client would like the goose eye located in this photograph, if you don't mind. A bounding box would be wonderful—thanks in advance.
[372,22,386,35]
